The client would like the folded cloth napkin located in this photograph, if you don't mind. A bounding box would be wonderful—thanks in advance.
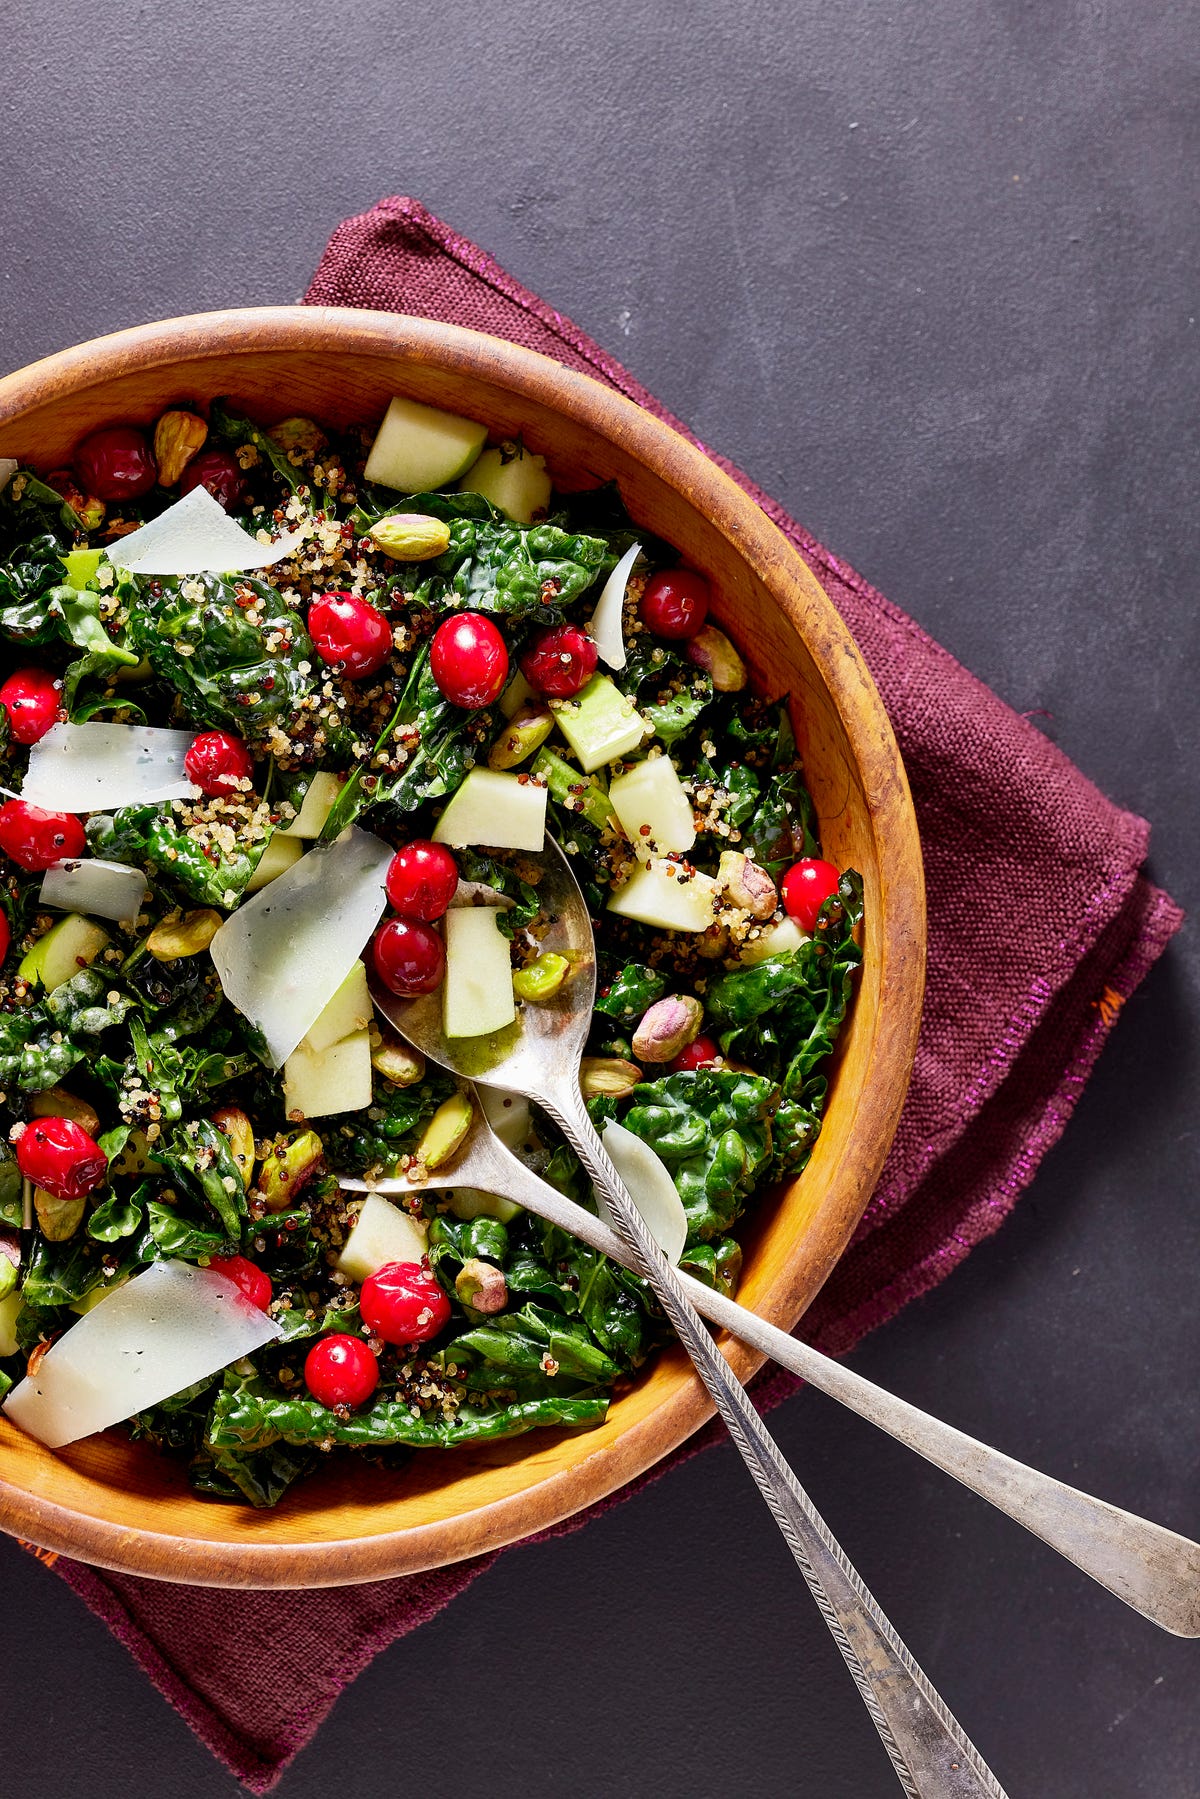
[20,198,1182,1792]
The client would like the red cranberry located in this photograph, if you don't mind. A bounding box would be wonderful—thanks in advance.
[206,1255,273,1312]
[385,841,458,921]
[781,858,841,932]
[16,1116,107,1203]
[0,801,86,872]
[640,569,710,641]
[179,447,250,512]
[668,1034,721,1073]
[73,425,157,503]
[0,668,62,745]
[185,730,254,798]
[520,623,598,699]
[304,1334,379,1409]
[360,1261,451,1346]
[430,612,508,709]
[308,592,393,678]
[372,917,446,997]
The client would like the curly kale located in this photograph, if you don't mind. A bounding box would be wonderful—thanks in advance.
[322,1070,456,1176]
[89,803,274,908]
[0,966,136,1094]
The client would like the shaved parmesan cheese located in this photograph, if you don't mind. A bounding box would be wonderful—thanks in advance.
[40,857,149,923]
[2,1260,280,1449]
[22,721,197,811]
[106,483,305,576]
[209,826,392,1066]
[0,459,17,496]
[599,1121,687,1264]
[589,541,640,671]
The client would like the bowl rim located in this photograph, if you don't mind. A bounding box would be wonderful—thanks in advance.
[0,307,925,1585]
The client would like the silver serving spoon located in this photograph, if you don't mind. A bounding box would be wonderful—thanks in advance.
[364,835,1007,1799]
[343,1095,1200,1638]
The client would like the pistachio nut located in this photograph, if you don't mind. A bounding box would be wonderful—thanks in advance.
[686,624,747,693]
[455,1257,508,1314]
[370,512,453,562]
[579,1056,643,1099]
[153,410,208,486]
[47,469,105,533]
[30,1086,100,1138]
[488,702,555,770]
[631,995,704,1063]
[416,1092,474,1171]
[512,951,570,1004]
[716,850,778,919]
[34,1186,86,1242]
[257,1129,324,1212]
[212,1105,255,1190]
[368,1028,426,1087]
[147,908,223,961]
[268,416,328,459]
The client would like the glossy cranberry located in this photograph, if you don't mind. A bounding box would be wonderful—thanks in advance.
[385,841,458,921]
[430,611,508,709]
[185,730,254,798]
[74,427,156,503]
[307,592,393,678]
[360,1261,452,1346]
[207,1255,273,1312]
[639,568,710,641]
[668,1034,722,1073]
[304,1334,379,1410]
[0,668,62,745]
[0,801,86,872]
[372,917,446,997]
[520,623,598,699]
[16,1116,107,1203]
[781,858,841,932]
[179,447,251,512]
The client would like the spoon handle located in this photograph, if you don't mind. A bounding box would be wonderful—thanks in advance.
[543,1084,1008,1799]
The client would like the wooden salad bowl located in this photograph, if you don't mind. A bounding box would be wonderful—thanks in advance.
[0,309,925,1586]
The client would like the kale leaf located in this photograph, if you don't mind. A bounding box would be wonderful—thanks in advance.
[0,967,135,1094]
[622,1068,778,1242]
[322,1070,456,1177]
[90,803,273,908]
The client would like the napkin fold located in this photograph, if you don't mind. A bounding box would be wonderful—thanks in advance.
[22,198,1182,1792]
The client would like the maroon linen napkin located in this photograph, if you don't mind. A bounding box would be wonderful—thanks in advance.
[20,198,1182,1791]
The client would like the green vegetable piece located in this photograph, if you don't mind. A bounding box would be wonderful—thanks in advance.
[550,674,648,773]
[61,547,105,588]
[595,963,667,1021]
[530,746,618,833]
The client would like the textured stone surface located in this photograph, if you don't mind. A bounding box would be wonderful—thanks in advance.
[1,2,1196,1793]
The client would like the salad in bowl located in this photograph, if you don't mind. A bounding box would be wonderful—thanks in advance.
[0,388,862,1508]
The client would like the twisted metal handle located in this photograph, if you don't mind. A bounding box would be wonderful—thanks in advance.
[541,1081,1008,1799]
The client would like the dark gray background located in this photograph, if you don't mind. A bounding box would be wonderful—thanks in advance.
[1,2,1196,1794]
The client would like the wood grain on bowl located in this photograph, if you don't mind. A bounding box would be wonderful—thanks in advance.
[0,309,925,1586]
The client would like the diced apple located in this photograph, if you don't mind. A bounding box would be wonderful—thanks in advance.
[443,908,516,1038]
[458,444,552,523]
[245,832,304,893]
[608,756,696,857]
[364,395,487,493]
[444,1187,522,1225]
[18,913,109,993]
[280,772,346,838]
[739,916,810,964]
[0,1289,20,1357]
[335,1194,429,1283]
[70,1279,127,1318]
[499,670,535,720]
[283,1028,372,1120]
[606,859,717,933]
[433,768,547,851]
[550,675,649,773]
[303,962,371,1054]
[479,1086,532,1153]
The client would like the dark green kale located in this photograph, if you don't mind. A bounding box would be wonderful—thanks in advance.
[207,400,306,496]
[595,963,667,1023]
[89,804,274,908]
[207,1381,608,1455]
[622,1068,778,1241]
[155,1117,249,1241]
[321,1070,456,1176]
[0,966,136,1095]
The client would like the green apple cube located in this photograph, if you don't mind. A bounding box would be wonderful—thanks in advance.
[280,772,346,838]
[19,913,109,992]
[443,907,516,1038]
[335,1194,430,1283]
[432,767,547,851]
[303,961,371,1054]
[608,756,696,856]
[283,1027,372,1120]
[458,444,552,523]
[62,546,105,588]
[499,670,535,720]
[245,832,304,893]
[363,395,487,493]
[739,916,809,964]
[606,859,718,933]
[550,675,649,773]
[444,1186,522,1225]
